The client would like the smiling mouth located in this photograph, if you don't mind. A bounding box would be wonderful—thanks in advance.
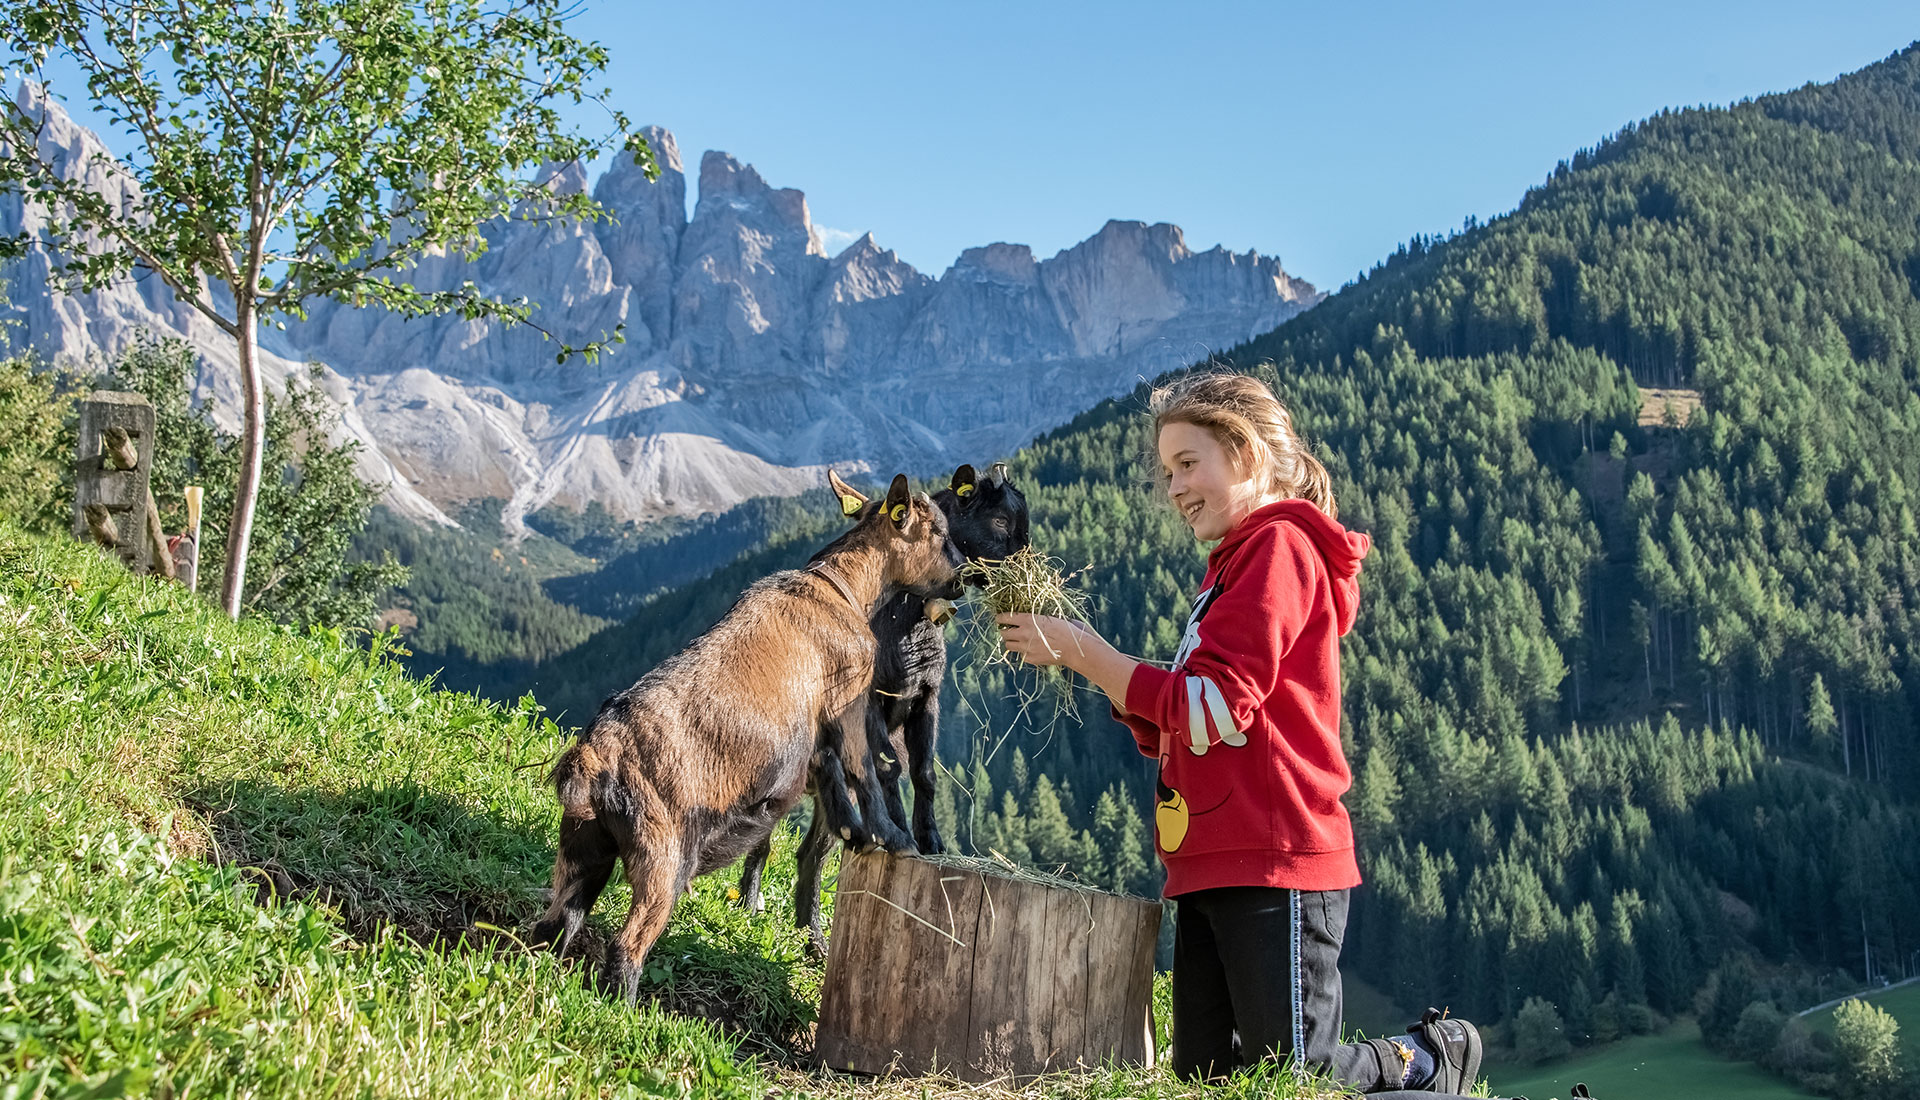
[1183,501,1204,523]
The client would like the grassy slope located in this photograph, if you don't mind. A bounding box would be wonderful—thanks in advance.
[0,522,1335,1099]
[1483,1020,1816,1100]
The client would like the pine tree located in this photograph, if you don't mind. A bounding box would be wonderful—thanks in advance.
[1027,774,1076,868]
[1807,673,1838,756]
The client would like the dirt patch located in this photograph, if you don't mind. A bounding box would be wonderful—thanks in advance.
[1638,387,1702,428]
[374,606,418,633]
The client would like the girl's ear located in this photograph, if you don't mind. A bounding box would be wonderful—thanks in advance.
[1229,438,1266,484]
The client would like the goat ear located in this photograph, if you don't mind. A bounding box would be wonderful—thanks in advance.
[884,473,912,528]
[951,463,978,498]
[827,468,868,517]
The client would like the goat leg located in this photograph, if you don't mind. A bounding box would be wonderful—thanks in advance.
[903,694,945,855]
[868,702,916,850]
[838,698,916,853]
[529,812,618,956]
[812,737,872,850]
[736,833,771,913]
[794,792,835,960]
[603,843,685,1005]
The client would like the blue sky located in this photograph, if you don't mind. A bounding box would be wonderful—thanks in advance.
[25,2,1918,291]
[566,1,1915,290]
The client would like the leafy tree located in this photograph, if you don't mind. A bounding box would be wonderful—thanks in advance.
[0,0,652,617]
[1831,998,1902,1099]
[110,333,404,629]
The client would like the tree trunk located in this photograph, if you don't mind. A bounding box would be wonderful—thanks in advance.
[816,850,1159,1081]
[220,300,264,619]
[1840,693,1851,777]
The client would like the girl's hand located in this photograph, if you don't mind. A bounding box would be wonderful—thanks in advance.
[997,613,1095,668]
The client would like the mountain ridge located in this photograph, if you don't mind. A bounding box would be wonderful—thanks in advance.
[2,91,1321,532]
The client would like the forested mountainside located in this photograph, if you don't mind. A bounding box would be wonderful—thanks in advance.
[494,45,1920,1046]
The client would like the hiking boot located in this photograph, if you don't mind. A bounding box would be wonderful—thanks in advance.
[1408,1006,1483,1092]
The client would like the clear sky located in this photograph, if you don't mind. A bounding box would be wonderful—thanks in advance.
[561,0,1916,291]
[23,2,1918,292]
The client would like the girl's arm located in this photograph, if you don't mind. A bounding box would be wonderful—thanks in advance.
[996,613,1141,714]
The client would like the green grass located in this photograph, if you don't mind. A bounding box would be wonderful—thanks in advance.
[1483,1019,1818,1100]
[1804,981,1920,1069]
[0,524,1342,1098]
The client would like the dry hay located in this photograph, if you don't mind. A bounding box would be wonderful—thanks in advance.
[956,548,1093,726]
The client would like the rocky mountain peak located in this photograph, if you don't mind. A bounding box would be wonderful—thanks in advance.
[952,242,1040,284]
[5,92,1324,531]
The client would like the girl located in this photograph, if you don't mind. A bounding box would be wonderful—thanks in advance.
[997,373,1484,1094]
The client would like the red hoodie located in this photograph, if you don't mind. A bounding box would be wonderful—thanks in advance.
[1116,499,1370,896]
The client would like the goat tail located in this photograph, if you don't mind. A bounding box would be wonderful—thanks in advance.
[549,744,597,819]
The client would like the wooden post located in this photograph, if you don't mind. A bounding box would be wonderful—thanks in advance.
[816,851,1160,1081]
[172,486,204,591]
[73,391,157,575]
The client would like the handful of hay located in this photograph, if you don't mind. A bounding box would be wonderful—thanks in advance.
[958,547,1093,723]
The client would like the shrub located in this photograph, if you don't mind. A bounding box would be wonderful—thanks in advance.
[0,351,74,533]
[1513,996,1573,1064]
[1733,999,1786,1061]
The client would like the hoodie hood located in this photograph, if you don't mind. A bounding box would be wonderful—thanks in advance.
[1211,499,1370,634]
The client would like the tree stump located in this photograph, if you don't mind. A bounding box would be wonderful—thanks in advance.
[816,850,1160,1081]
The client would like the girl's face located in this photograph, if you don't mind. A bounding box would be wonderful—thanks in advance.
[1159,421,1277,542]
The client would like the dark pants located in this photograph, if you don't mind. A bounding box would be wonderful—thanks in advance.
[1171,885,1414,1091]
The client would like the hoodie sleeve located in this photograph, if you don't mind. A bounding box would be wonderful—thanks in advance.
[1111,703,1163,758]
[1123,522,1319,755]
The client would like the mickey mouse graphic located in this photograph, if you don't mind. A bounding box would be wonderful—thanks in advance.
[1154,582,1244,853]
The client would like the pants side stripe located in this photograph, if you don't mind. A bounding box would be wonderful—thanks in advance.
[1290,888,1306,1080]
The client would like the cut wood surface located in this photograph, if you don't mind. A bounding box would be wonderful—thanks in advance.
[816,850,1159,1082]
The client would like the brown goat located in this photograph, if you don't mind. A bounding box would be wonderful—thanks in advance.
[527,474,961,1001]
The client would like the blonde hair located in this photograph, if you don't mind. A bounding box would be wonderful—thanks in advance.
[1151,371,1338,519]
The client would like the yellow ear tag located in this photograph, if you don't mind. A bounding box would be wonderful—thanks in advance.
[839,494,863,516]
[888,503,907,523]
[956,483,975,497]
